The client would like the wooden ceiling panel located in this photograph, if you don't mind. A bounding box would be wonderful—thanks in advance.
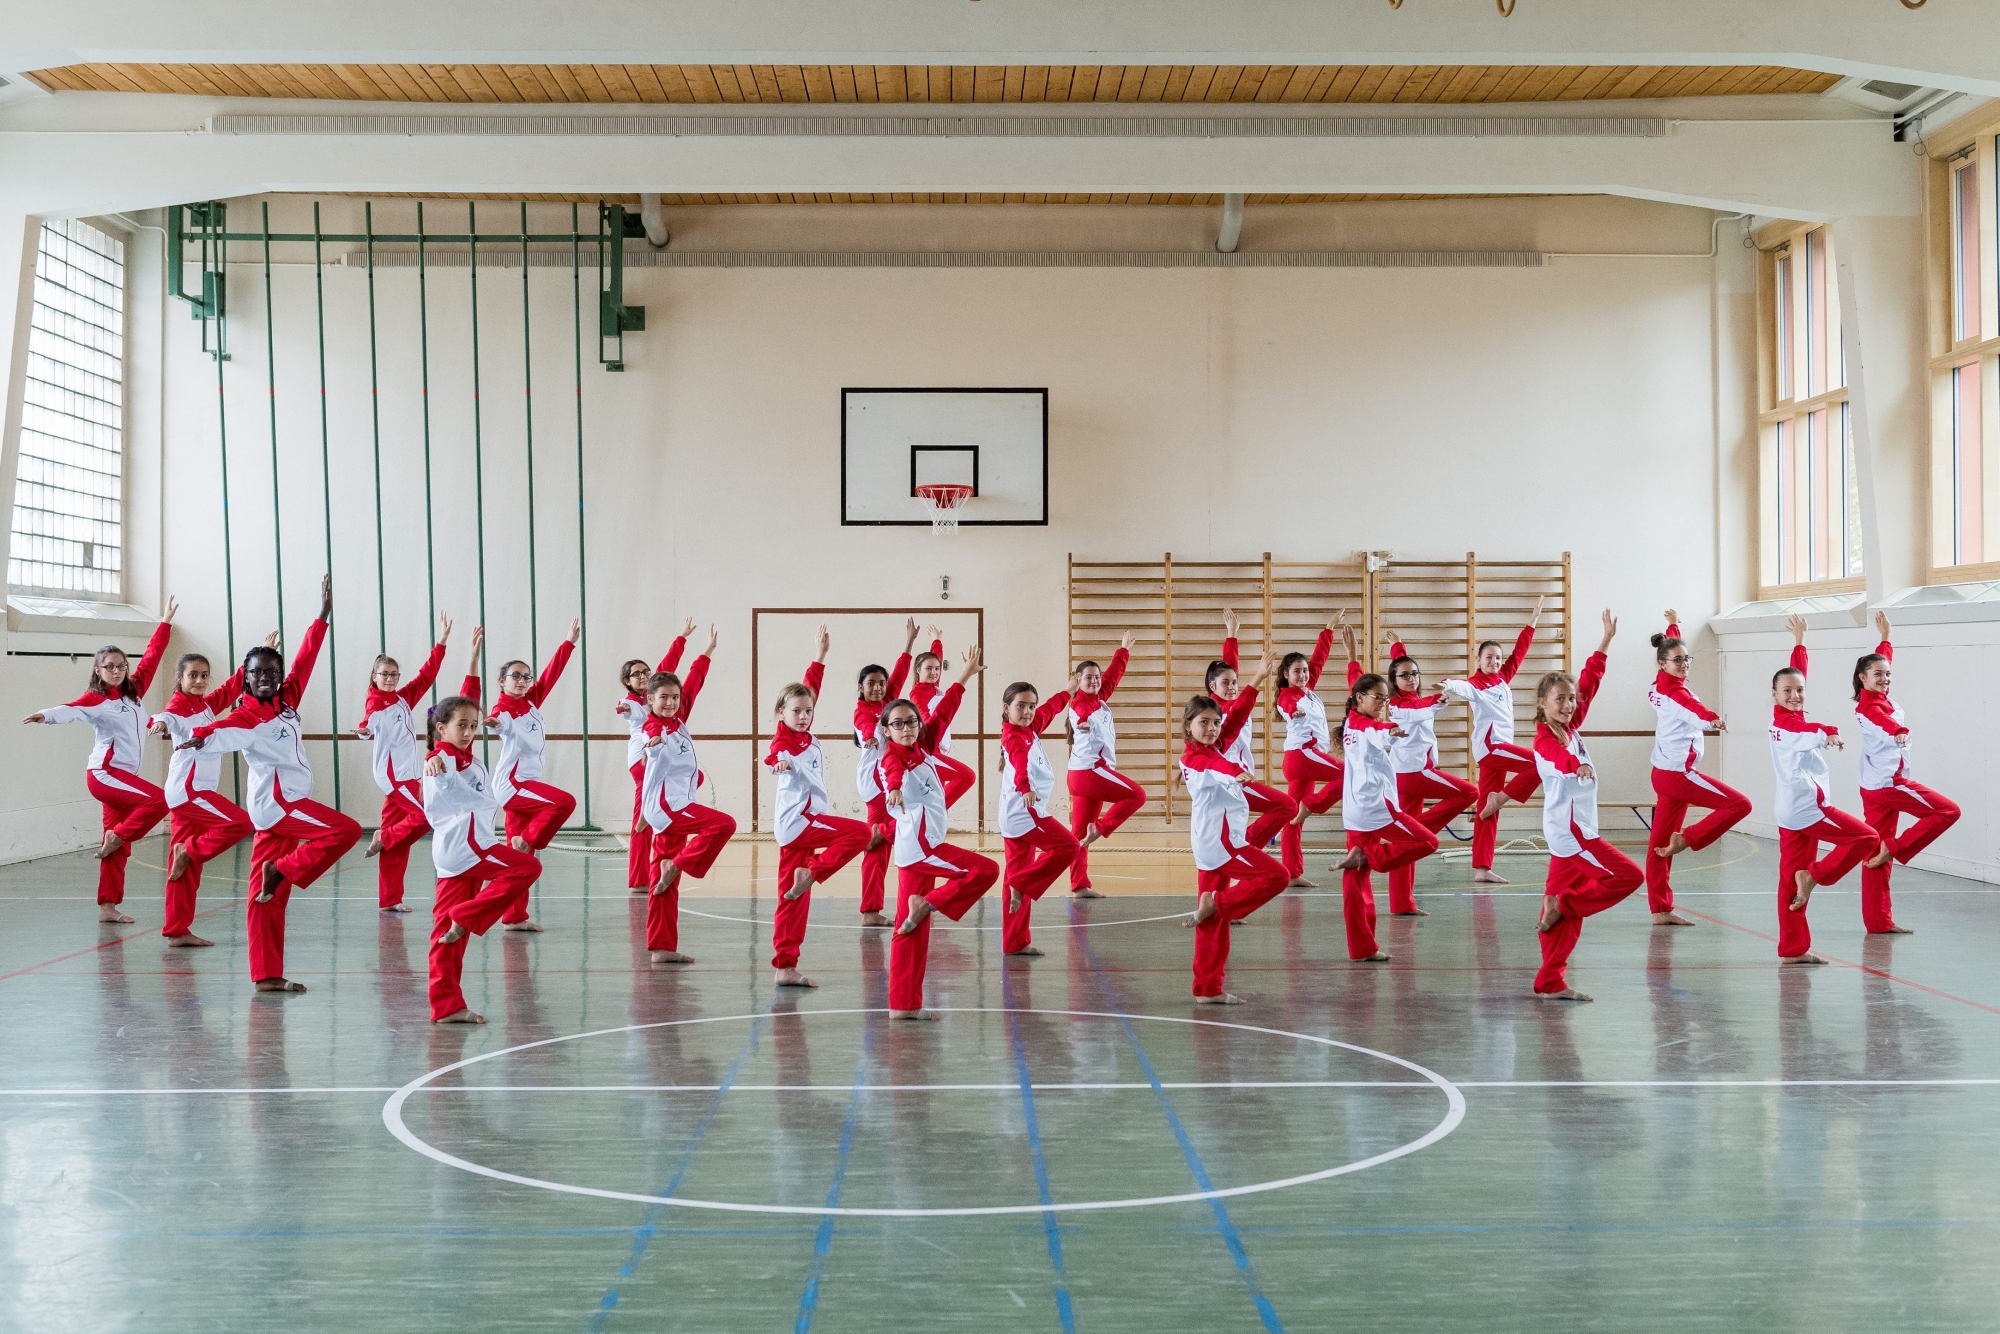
[23,61,1844,104]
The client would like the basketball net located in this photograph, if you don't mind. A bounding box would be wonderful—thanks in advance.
[914,483,973,537]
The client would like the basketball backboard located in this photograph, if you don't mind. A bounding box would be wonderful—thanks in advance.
[840,388,1048,526]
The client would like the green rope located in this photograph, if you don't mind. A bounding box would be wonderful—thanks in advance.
[210,215,242,804]
[470,203,489,768]
[417,203,438,708]
[571,203,593,827]
[521,202,539,669]
[365,201,386,651]
[311,202,342,810]
[260,201,285,633]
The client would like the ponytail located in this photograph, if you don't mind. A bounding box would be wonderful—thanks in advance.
[1344,673,1386,720]
[1852,652,1887,701]
[1651,632,1684,663]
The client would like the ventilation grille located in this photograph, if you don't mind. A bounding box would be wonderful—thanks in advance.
[336,247,1545,270]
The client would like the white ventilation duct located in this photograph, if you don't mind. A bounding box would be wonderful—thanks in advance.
[639,193,669,248]
[1216,193,1245,254]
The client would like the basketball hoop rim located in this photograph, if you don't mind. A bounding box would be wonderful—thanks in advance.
[914,482,974,509]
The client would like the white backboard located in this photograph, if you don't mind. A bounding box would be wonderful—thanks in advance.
[841,388,1048,526]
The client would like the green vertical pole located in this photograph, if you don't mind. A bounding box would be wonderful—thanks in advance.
[571,203,593,827]
[521,202,539,668]
[261,202,286,633]
[311,202,343,810]
[469,203,489,767]
[365,201,387,651]
[417,203,438,707]
[212,218,243,803]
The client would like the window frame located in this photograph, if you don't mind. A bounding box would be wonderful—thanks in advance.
[1924,122,2000,585]
[7,215,132,602]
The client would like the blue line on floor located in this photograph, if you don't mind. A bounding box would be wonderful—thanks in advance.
[588,1011,768,1332]
[1071,913,1284,1334]
[792,1016,876,1334]
[1004,968,1079,1334]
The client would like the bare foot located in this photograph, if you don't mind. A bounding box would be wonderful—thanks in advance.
[1195,992,1244,1005]
[364,830,383,859]
[1790,868,1815,912]
[897,896,936,936]
[1071,886,1105,900]
[1780,952,1828,966]
[774,967,818,988]
[649,950,694,963]
[1477,793,1504,822]
[502,920,544,932]
[783,868,814,902]
[865,829,886,852]
[1538,896,1564,933]
[1358,951,1392,963]
[166,842,192,882]
[512,835,532,854]
[1536,987,1593,1002]
[1337,848,1368,872]
[1660,832,1692,859]
[254,978,307,993]
[255,862,282,904]
[652,862,682,896]
[98,904,136,924]
[1472,868,1510,885]
[1864,842,1895,870]
[438,922,467,946]
[1008,888,1023,912]
[381,903,412,915]
[1193,890,1218,925]
[1392,906,1430,917]
[630,884,649,895]
[1286,876,1317,889]
[1652,910,1695,926]
[1870,925,1915,935]
[889,1009,940,1021]
[433,1008,487,1023]
[96,831,126,862]
[1078,824,1102,848]
[1005,945,1045,957]
[858,911,891,928]
[164,933,214,948]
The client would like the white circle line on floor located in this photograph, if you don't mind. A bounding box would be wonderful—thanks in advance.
[676,906,1193,930]
[381,1007,1466,1217]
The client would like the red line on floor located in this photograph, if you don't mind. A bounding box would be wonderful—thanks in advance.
[0,903,236,984]
[1683,908,2000,1016]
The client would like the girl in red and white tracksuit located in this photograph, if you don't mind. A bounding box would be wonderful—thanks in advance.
[1275,617,1355,886]
[182,578,363,992]
[1182,675,1291,1002]
[1067,631,1148,895]
[423,694,543,1024]
[355,615,454,911]
[998,680,1079,956]
[911,632,978,814]
[1211,610,1302,862]
[24,609,175,921]
[489,619,583,874]
[765,627,871,987]
[1769,617,1881,962]
[1532,611,1642,1000]
[615,623,689,890]
[884,647,998,1019]
[1853,611,1960,934]
[1375,637,1478,915]
[1437,599,1543,885]
[1334,673,1439,962]
[1644,612,1751,924]
[150,648,252,944]
[639,639,735,963]
[852,618,919,924]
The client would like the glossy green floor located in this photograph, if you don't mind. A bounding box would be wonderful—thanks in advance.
[4,831,1999,1332]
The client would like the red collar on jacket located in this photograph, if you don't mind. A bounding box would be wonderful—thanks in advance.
[490,691,534,719]
[164,689,215,718]
[427,742,473,770]
[883,738,931,766]
[1344,712,1395,731]
[767,722,815,762]
[1391,690,1441,708]
[1772,706,1835,734]
[643,710,685,738]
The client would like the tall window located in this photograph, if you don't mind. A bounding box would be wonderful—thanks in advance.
[8,219,126,598]
[1927,135,1997,579]
[1762,223,1859,591]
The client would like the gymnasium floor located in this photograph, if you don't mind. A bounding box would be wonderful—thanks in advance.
[3,830,1997,1332]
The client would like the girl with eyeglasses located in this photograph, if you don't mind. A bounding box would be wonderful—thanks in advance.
[882,645,997,1020]
[483,619,584,933]
[1335,672,1439,963]
[997,677,1080,957]
[1367,629,1477,915]
[851,617,920,927]
[638,627,730,964]
[1065,629,1146,897]
[613,619,689,891]
[910,626,978,820]
[1644,609,1751,926]
[1273,613,1352,888]
[354,613,455,913]
[1436,597,1544,886]
[1853,609,1960,934]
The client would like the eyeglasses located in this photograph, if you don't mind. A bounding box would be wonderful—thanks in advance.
[884,717,921,730]
[501,671,533,682]
[1359,691,1388,703]
[1663,656,1690,666]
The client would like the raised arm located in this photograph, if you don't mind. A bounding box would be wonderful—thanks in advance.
[280,616,330,707]
[527,626,579,707]
[130,614,175,697]
[1032,689,1071,734]
[1499,621,1535,684]
[1570,612,1616,729]
[1874,608,1893,661]
[1099,632,1135,698]
[1219,685,1260,752]
[401,634,450,706]
[1787,613,1808,678]
[679,651,713,723]
[1306,624,1334,689]
[1221,608,1240,670]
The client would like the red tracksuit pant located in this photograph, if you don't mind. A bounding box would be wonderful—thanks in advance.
[1536,837,1644,993]
[773,814,871,969]
[504,778,576,851]
[1342,814,1439,959]
[933,752,977,807]
[1646,767,1753,913]
[861,793,892,915]
[429,843,542,1019]
[1777,807,1881,957]
[1067,766,1147,890]
[1279,746,1343,879]
[375,784,429,909]
[889,844,999,1012]
[1002,815,1081,953]
[163,792,253,937]
[647,802,738,952]
[86,767,168,905]
[627,765,650,888]
[1389,766,1476,913]
[1860,779,1961,932]
[1193,846,1289,997]
[1471,745,1540,870]
[245,799,363,983]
